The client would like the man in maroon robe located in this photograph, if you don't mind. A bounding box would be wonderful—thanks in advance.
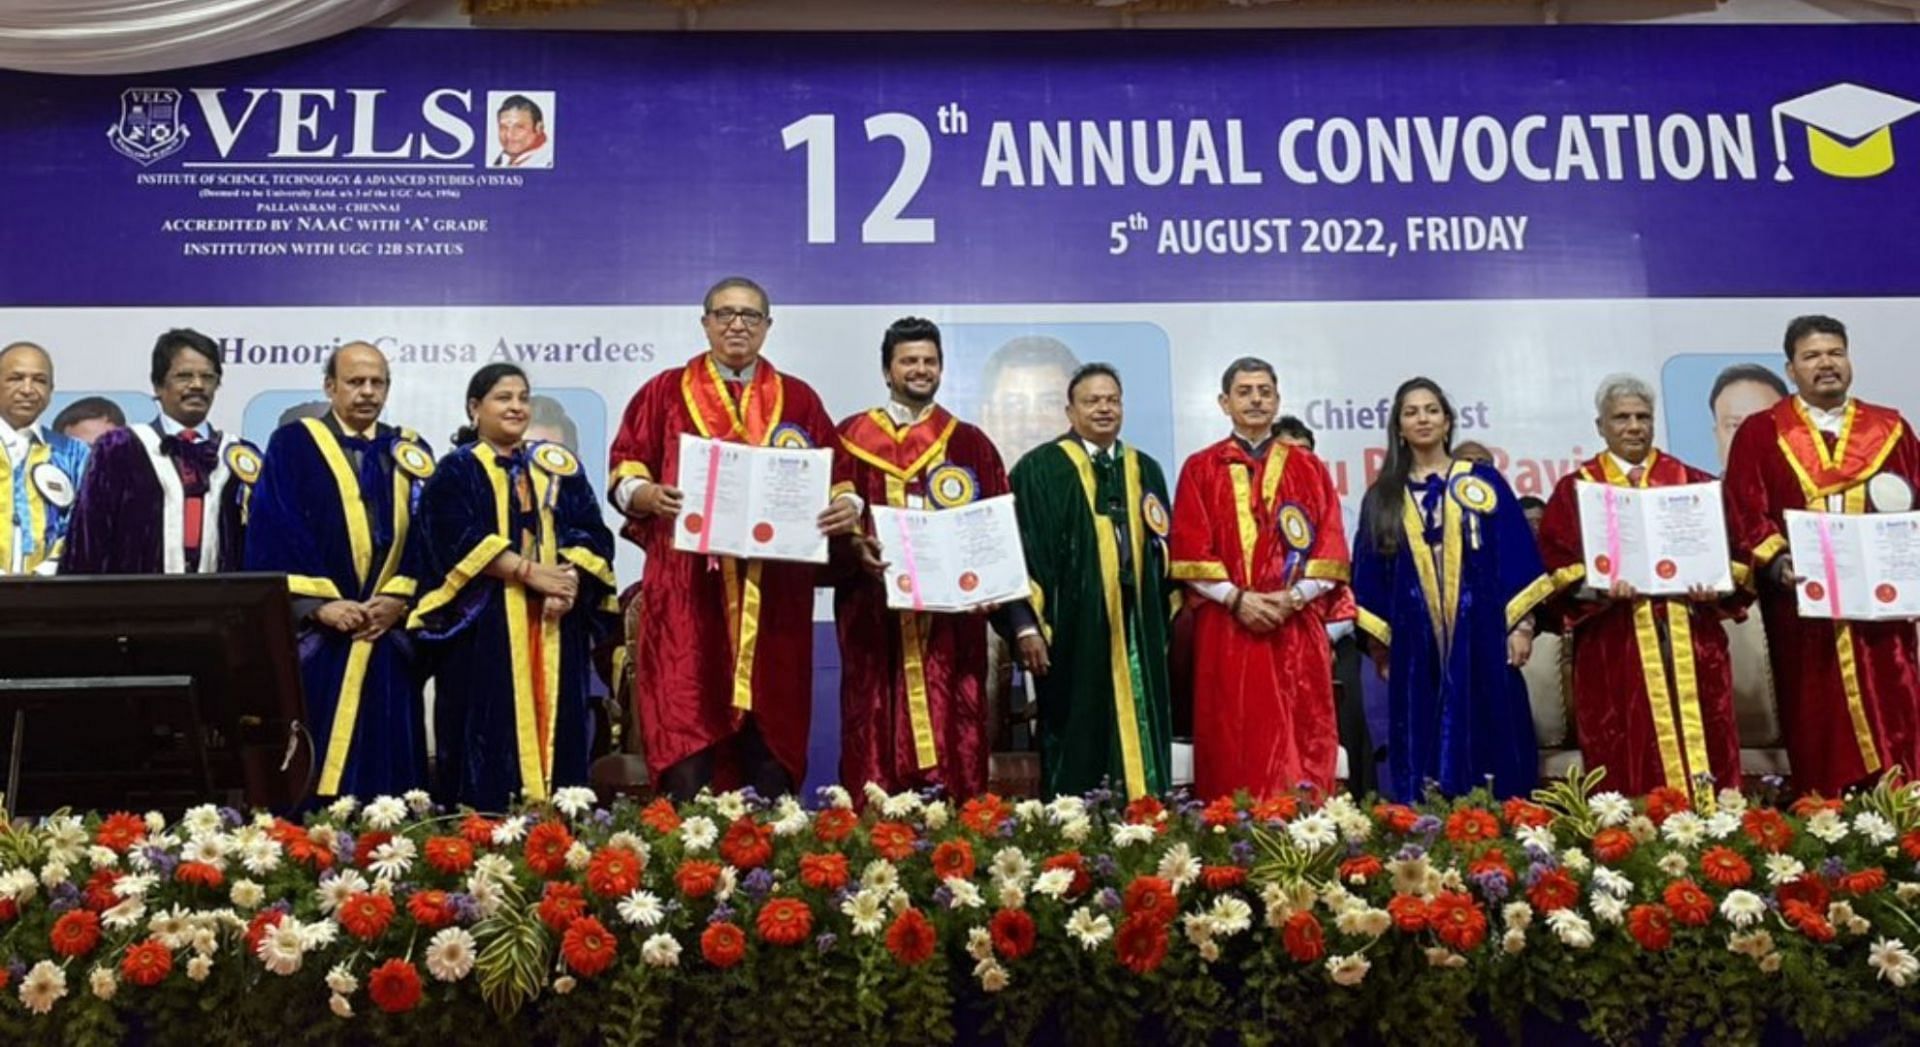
[1724,314,1920,796]
[608,277,858,800]
[1169,357,1349,797]
[831,317,1043,797]
[62,328,258,575]
[1538,375,1743,802]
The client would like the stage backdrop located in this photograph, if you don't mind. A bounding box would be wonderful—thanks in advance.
[5,26,1919,791]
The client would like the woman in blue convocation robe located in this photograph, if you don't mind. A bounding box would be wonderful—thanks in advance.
[407,365,618,811]
[245,409,432,799]
[1352,378,1551,801]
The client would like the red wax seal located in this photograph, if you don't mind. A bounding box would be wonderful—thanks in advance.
[752,522,774,543]
[958,571,980,593]
[1876,583,1898,604]
[896,574,914,593]
[1805,581,1826,602]
[1656,559,1677,580]
[1593,555,1612,576]
[684,513,705,534]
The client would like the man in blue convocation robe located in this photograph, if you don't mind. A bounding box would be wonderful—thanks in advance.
[245,344,431,799]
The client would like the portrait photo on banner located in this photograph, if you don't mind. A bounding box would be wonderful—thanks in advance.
[1660,352,1792,473]
[937,322,1175,473]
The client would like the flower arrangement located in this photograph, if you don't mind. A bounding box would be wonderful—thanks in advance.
[0,772,1916,1045]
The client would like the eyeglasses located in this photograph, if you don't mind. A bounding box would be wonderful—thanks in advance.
[706,308,768,329]
[165,370,221,387]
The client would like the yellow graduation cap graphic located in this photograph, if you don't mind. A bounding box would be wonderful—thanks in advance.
[1771,83,1920,181]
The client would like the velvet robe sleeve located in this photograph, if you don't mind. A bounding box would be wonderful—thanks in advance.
[607,372,671,548]
[1348,488,1394,648]
[552,464,620,628]
[244,426,342,599]
[1297,451,1352,590]
[406,452,508,640]
[1722,411,1788,580]
[58,427,142,576]
[1168,451,1230,585]
[1480,465,1552,631]
[1536,472,1595,631]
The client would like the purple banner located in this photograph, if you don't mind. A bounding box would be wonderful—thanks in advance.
[4,25,1918,306]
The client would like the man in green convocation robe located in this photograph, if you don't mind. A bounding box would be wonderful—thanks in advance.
[1009,363,1174,800]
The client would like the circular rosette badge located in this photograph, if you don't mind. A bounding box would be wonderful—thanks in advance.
[29,462,75,509]
[532,442,580,478]
[392,439,437,481]
[225,443,263,485]
[1141,492,1170,538]
[770,423,813,450]
[927,464,978,509]
[1869,472,1914,513]
[1276,503,1315,552]
[1449,473,1497,515]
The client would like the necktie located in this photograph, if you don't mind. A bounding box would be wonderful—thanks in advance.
[178,430,204,571]
[1627,466,1645,487]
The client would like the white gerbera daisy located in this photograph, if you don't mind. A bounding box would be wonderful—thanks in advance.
[425,927,477,982]
[1066,907,1113,950]
[20,961,67,1015]
[641,933,682,968]
[616,890,665,928]
[360,796,408,831]
[1327,953,1371,986]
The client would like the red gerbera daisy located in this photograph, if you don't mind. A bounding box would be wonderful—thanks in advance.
[120,939,173,986]
[701,922,747,968]
[50,909,102,957]
[885,908,936,966]
[338,891,396,941]
[523,820,575,878]
[930,840,976,882]
[755,898,814,947]
[367,958,422,1013]
[562,916,618,976]
[990,908,1036,960]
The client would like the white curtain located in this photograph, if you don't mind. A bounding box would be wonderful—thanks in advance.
[0,0,412,76]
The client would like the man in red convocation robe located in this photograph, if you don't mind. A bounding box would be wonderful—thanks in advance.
[832,318,1044,797]
[608,277,860,800]
[1169,357,1350,797]
[1538,375,1743,801]
[1724,315,1920,797]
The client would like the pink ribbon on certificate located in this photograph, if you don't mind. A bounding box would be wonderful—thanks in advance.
[1815,515,1844,619]
[892,512,926,612]
[696,440,723,555]
[1603,485,1623,585]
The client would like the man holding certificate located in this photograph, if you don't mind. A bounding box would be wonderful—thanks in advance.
[1169,358,1350,797]
[1538,375,1743,800]
[1010,363,1176,800]
[832,318,1040,797]
[608,277,860,801]
[1723,315,1920,797]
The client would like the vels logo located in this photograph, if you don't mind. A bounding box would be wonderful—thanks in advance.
[1771,82,1919,181]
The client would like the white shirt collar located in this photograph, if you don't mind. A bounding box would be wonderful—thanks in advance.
[0,418,41,451]
[1608,451,1649,478]
[883,399,935,426]
[155,414,213,441]
[712,356,757,383]
[1798,396,1851,435]
[1080,437,1121,458]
